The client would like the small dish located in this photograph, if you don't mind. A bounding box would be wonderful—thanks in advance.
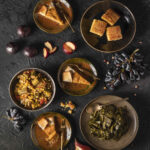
[80,1,136,53]
[57,58,98,96]
[31,112,72,150]
[9,68,56,111]
[80,95,139,150]
[33,0,73,34]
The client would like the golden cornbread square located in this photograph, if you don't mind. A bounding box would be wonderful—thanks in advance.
[90,19,107,37]
[101,9,120,26]
[106,26,123,41]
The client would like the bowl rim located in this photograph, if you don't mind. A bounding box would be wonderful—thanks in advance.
[80,0,136,53]
[30,112,72,149]
[9,67,56,112]
[57,57,98,96]
[33,0,74,34]
[79,95,139,150]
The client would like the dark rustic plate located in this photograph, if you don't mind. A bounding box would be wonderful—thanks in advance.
[9,68,56,112]
[80,1,136,53]
[57,58,98,96]
[31,112,72,150]
[33,0,73,34]
[80,95,139,150]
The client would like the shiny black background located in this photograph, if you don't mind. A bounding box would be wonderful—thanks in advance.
[0,0,150,150]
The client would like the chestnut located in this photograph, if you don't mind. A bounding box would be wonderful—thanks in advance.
[23,46,38,57]
[6,42,19,54]
[17,25,31,38]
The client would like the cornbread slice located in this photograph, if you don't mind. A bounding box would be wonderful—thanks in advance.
[44,117,59,142]
[106,26,123,41]
[65,66,74,72]
[38,2,64,25]
[101,9,120,26]
[44,127,57,140]
[48,116,55,124]
[45,133,59,146]
[62,71,72,83]
[72,72,91,85]
[38,5,47,16]
[37,118,48,130]
[90,19,107,37]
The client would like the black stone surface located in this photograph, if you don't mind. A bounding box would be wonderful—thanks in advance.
[0,0,150,150]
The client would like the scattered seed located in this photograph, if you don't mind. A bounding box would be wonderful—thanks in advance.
[104,59,107,63]
[44,41,53,50]
[138,41,143,45]
[68,110,72,114]
[112,56,115,60]
[103,86,107,90]
[135,85,139,89]
[60,101,76,114]
[106,61,110,65]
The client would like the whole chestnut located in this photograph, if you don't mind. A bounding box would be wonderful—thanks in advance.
[6,42,19,54]
[17,25,31,38]
[23,47,38,57]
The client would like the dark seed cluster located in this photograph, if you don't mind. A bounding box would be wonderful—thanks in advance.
[104,49,147,90]
[6,107,26,132]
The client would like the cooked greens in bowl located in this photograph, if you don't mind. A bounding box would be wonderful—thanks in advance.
[80,95,139,150]
[88,104,130,141]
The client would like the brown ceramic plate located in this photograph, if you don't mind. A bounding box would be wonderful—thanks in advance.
[31,112,72,150]
[80,95,139,150]
[33,0,73,34]
[57,58,98,96]
[80,1,136,53]
[9,68,56,111]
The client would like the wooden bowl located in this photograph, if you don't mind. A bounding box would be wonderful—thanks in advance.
[57,58,98,96]
[33,0,73,34]
[9,68,56,112]
[80,1,136,53]
[30,112,72,150]
[80,95,139,150]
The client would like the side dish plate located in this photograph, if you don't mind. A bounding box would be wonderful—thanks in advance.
[57,58,98,96]
[80,95,139,150]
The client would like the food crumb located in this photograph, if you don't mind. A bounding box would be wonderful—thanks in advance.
[134,93,137,96]
[138,41,143,45]
[66,101,75,110]
[104,59,107,63]
[103,86,107,90]
[60,101,76,114]
[68,110,72,114]
[60,102,66,108]
[112,56,115,60]
[106,61,110,65]
[134,85,139,89]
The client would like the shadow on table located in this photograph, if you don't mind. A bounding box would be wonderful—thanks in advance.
[113,90,150,149]
[122,0,150,37]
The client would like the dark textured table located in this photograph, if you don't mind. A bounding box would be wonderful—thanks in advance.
[0,0,150,150]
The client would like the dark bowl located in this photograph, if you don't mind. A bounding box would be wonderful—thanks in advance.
[80,0,136,53]
[9,68,56,112]
[57,58,98,96]
[33,0,73,34]
[80,95,139,150]
[31,112,72,150]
